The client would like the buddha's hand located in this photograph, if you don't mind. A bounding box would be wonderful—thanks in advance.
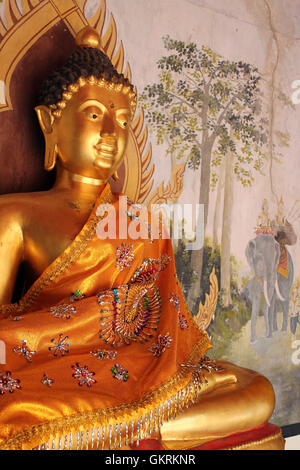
[181,356,223,389]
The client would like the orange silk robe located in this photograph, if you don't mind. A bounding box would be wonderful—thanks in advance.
[0,183,210,450]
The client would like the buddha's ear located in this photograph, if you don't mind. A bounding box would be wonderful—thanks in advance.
[34,105,57,171]
[34,105,54,134]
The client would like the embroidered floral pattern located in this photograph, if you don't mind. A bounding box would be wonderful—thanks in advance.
[90,349,117,360]
[126,200,155,241]
[72,363,96,387]
[96,256,171,346]
[69,289,86,302]
[50,304,76,320]
[129,254,170,283]
[41,373,54,387]
[13,340,36,362]
[0,371,21,395]
[178,314,189,330]
[49,334,70,357]
[181,356,222,389]
[169,293,189,330]
[98,283,161,346]
[111,364,129,382]
[169,293,180,310]
[148,333,173,358]
[116,243,134,271]
[126,209,139,222]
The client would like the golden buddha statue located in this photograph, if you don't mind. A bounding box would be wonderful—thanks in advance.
[0,26,284,451]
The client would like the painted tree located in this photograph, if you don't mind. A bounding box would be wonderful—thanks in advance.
[141,36,268,313]
[212,160,224,253]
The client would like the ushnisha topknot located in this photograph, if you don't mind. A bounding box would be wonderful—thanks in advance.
[38,26,137,118]
[75,25,105,50]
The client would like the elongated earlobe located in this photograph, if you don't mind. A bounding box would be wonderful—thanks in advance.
[44,142,57,171]
[35,105,57,171]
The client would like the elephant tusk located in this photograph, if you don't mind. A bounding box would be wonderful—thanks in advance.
[275,278,285,301]
[263,280,271,308]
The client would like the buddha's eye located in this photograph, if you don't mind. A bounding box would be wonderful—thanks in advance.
[87,112,101,121]
[83,107,103,122]
[116,116,129,129]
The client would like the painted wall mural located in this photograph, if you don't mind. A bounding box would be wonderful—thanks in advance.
[0,0,300,429]
[103,0,300,429]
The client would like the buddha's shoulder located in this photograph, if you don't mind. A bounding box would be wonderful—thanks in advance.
[0,191,50,221]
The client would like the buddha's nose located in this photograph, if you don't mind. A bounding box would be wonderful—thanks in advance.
[101,113,115,135]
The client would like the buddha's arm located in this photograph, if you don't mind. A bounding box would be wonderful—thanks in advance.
[0,199,24,305]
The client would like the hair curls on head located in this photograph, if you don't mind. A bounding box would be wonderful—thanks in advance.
[38,46,136,115]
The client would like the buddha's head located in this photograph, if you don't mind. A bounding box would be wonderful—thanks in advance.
[35,26,136,182]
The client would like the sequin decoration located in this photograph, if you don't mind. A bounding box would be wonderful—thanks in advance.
[169,293,180,310]
[49,334,70,357]
[41,373,54,387]
[130,254,170,283]
[13,340,36,362]
[178,314,189,329]
[126,201,153,241]
[181,356,222,389]
[169,293,189,330]
[97,282,161,346]
[148,333,173,357]
[50,304,76,320]
[111,364,129,382]
[70,290,86,302]
[126,209,139,222]
[90,349,117,360]
[116,243,134,271]
[0,371,21,395]
[72,363,96,387]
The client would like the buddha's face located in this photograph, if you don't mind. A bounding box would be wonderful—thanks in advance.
[54,83,131,180]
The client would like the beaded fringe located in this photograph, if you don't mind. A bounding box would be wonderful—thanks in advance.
[32,380,198,450]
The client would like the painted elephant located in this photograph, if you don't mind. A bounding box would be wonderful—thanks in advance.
[270,248,294,334]
[270,220,296,334]
[245,233,281,343]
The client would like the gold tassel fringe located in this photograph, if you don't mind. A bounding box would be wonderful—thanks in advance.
[0,334,210,450]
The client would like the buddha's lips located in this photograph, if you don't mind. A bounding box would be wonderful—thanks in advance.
[94,142,117,159]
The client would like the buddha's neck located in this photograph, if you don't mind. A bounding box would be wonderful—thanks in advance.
[53,164,107,201]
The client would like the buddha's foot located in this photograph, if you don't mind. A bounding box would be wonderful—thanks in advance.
[159,360,277,450]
